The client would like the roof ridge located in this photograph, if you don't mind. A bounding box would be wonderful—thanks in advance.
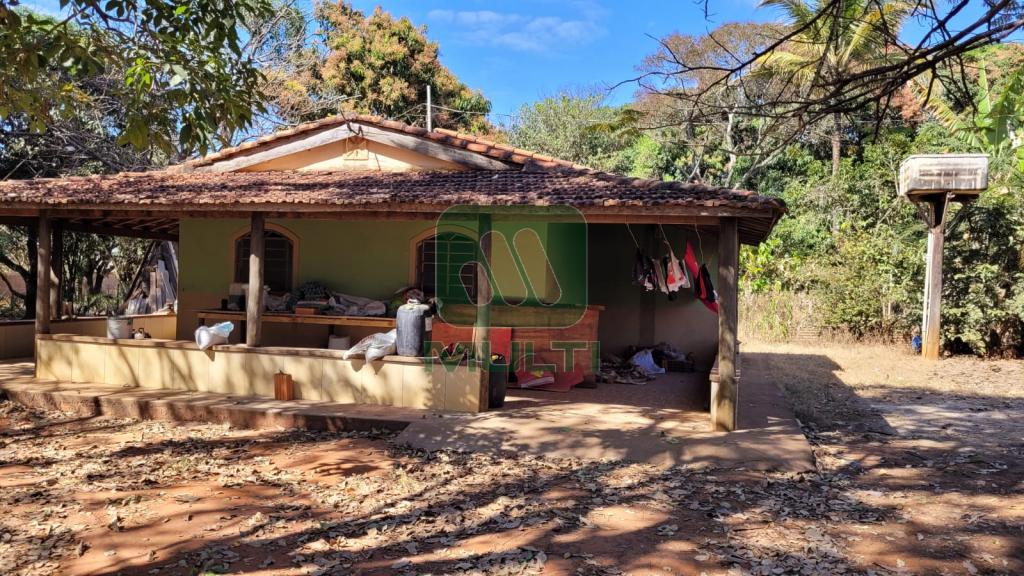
[177,113,589,172]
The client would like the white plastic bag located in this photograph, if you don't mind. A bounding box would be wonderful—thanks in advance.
[629,349,665,376]
[342,329,397,361]
[195,321,234,350]
[328,291,386,317]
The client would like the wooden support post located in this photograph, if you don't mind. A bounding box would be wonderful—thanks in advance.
[246,213,265,347]
[473,213,493,412]
[35,214,52,335]
[922,198,947,360]
[49,222,63,320]
[472,213,492,361]
[713,217,739,431]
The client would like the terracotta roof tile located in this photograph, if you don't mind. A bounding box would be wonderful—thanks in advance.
[0,115,787,242]
[178,114,587,172]
[0,170,785,216]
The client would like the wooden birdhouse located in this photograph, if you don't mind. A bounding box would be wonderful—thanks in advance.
[898,153,989,361]
[898,154,989,203]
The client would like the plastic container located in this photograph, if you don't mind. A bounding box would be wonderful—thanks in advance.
[328,335,351,350]
[898,154,988,198]
[107,317,134,339]
[488,354,508,409]
[396,299,430,357]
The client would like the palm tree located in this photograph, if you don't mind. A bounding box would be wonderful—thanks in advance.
[756,0,913,175]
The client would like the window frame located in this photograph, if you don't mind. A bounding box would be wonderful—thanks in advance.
[412,231,478,302]
[231,224,298,294]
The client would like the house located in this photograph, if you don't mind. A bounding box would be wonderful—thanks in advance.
[0,115,785,430]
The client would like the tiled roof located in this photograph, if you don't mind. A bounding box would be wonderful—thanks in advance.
[0,169,784,215]
[0,115,786,242]
[179,114,589,172]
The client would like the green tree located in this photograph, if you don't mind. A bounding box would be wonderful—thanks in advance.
[506,91,641,170]
[638,22,796,186]
[755,0,913,175]
[0,225,36,319]
[0,0,273,155]
[61,233,150,316]
[260,2,490,132]
[914,61,1024,169]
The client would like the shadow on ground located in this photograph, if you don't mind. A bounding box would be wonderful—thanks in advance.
[0,348,1021,575]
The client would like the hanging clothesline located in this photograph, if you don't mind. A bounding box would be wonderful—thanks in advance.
[625,223,640,249]
[625,223,718,314]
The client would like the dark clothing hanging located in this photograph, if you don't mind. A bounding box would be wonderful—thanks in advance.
[683,241,719,314]
[697,264,717,303]
[632,249,656,291]
[652,256,669,294]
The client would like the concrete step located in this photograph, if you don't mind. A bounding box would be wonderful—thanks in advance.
[0,378,428,432]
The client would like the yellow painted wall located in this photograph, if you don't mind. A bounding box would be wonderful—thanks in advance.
[241,137,465,172]
[0,314,177,359]
[34,336,485,412]
[176,218,719,369]
[176,217,436,345]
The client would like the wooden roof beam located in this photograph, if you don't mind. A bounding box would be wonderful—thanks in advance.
[59,221,178,241]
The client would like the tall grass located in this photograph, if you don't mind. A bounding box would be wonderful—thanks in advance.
[740,290,906,345]
[739,290,816,342]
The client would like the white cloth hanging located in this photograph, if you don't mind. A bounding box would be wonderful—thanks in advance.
[659,224,690,292]
[666,250,689,291]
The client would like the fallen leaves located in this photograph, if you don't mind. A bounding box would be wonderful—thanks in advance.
[0,384,1022,576]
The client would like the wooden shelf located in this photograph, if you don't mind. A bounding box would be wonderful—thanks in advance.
[197,309,395,329]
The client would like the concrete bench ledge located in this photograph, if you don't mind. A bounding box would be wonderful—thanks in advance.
[36,334,478,365]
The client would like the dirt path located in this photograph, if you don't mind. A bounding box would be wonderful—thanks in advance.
[0,343,1021,575]
[743,342,1024,576]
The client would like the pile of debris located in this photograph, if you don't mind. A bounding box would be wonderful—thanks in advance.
[598,342,695,385]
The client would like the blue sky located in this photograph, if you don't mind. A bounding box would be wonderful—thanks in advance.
[23,0,1005,123]
[25,0,770,118]
[342,0,1002,122]
[349,0,774,120]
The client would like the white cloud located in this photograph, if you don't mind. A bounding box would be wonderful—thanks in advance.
[427,3,606,53]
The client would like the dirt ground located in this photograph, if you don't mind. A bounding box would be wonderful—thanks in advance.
[0,342,1021,575]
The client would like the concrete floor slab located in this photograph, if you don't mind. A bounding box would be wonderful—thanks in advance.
[1,358,814,471]
[398,369,815,472]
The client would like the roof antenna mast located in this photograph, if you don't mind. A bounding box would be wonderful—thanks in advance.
[426,84,433,132]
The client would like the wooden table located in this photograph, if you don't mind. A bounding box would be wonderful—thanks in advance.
[197,310,395,343]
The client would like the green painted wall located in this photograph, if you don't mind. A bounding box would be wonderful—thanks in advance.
[179,218,430,299]
[177,217,719,368]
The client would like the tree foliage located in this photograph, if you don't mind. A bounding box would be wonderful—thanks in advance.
[637,0,1024,123]
[256,2,491,133]
[514,11,1024,356]
[754,0,913,175]
[742,110,1024,356]
[0,0,273,155]
[638,22,801,186]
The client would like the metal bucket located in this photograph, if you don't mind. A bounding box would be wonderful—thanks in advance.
[106,317,134,339]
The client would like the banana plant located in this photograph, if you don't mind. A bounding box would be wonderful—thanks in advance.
[912,63,1024,171]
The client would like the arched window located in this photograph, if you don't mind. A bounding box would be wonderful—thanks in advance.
[234,230,294,293]
[415,232,477,302]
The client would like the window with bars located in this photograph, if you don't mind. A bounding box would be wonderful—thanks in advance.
[234,231,294,293]
[416,232,477,303]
